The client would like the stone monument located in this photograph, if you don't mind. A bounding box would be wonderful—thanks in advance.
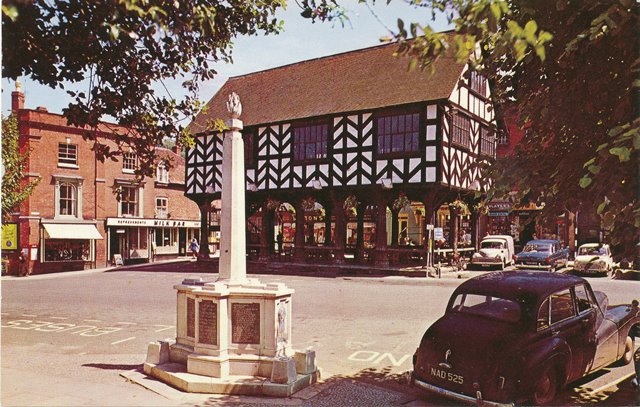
[143,93,318,396]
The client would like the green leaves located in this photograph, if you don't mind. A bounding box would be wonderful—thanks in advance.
[609,146,631,162]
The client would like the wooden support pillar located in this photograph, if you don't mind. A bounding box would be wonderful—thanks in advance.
[449,207,460,257]
[323,202,333,246]
[258,203,271,261]
[422,199,435,267]
[198,199,211,257]
[332,198,346,264]
[391,210,399,247]
[294,200,306,261]
[374,197,389,267]
[566,210,576,258]
[355,202,366,262]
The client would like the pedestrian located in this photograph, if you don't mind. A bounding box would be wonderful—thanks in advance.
[189,238,200,259]
[18,252,28,277]
[277,232,283,254]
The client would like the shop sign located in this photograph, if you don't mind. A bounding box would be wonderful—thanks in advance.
[487,201,511,211]
[489,212,510,217]
[304,215,323,222]
[434,228,444,240]
[106,217,200,228]
[1,223,18,251]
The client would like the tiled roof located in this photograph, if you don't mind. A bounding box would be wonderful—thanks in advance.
[190,34,463,133]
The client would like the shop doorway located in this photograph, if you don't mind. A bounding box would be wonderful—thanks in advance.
[178,228,187,256]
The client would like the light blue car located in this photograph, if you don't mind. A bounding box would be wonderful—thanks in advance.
[514,239,569,271]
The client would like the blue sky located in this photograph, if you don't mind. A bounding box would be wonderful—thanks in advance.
[2,1,451,117]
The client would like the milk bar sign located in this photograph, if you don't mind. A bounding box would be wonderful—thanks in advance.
[106,218,200,228]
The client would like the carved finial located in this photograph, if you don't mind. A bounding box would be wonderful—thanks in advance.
[226,92,242,119]
[15,80,22,92]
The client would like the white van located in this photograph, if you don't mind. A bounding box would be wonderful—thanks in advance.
[470,235,515,270]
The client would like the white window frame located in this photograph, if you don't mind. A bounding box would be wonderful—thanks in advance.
[58,143,78,168]
[155,197,168,219]
[156,161,169,183]
[116,181,144,218]
[122,152,138,173]
[53,175,83,220]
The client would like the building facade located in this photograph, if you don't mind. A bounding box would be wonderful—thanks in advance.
[5,84,201,275]
[186,37,497,266]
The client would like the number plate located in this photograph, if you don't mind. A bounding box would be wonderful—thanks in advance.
[430,366,464,385]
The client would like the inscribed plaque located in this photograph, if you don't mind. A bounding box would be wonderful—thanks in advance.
[186,297,195,338]
[198,300,217,345]
[231,303,260,344]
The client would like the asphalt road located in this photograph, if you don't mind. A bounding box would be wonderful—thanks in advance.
[2,266,639,406]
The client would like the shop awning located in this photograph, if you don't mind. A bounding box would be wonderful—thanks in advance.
[43,223,103,240]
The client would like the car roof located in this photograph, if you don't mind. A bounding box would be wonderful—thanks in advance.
[526,239,559,244]
[579,243,605,247]
[454,271,585,303]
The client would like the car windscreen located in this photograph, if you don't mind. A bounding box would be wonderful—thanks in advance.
[481,241,504,249]
[449,293,521,323]
[578,246,604,255]
[523,244,550,253]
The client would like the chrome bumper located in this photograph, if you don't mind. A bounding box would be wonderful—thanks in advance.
[412,377,514,407]
[515,263,550,270]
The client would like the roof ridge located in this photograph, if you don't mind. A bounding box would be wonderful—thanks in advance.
[228,30,456,81]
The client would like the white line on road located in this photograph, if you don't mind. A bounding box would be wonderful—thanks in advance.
[111,336,136,345]
[152,325,175,332]
[22,314,37,317]
[587,372,635,395]
[50,316,67,320]
[84,319,102,322]
[117,322,137,325]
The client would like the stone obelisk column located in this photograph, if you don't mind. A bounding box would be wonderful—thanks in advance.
[218,92,246,282]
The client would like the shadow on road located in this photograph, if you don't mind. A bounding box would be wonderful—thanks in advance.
[83,362,143,371]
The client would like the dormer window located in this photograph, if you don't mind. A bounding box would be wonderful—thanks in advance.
[156,161,169,183]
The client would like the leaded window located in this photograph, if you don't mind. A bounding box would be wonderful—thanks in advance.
[156,161,169,183]
[470,71,487,95]
[451,113,471,149]
[376,112,420,156]
[480,126,495,157]
[156,197,168,219]
[293,123,329,163]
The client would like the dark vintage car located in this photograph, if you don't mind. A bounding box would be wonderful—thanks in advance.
[514,239,569,271]
[411,271,639,406]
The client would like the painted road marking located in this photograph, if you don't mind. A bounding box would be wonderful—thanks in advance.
[84,319,102,323]
[117,322,137,325]
[587,372,635,395]
[111,336,136,345]
[347,350,411,367]
[50,316,67,320]
[153,324,174,332]
[1,319,122,336]
[22,314,37,317]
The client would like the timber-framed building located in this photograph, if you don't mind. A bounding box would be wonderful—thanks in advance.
[186,35,496,267]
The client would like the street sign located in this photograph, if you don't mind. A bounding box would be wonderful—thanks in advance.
[434,228,444,240]
[426,224,434,231]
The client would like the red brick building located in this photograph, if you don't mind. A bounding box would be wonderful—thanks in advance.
[5,83,201,275]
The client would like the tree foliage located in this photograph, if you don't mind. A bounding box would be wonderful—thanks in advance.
[2,0,286,176]
[334,0,637,254]
[1,115,40,222]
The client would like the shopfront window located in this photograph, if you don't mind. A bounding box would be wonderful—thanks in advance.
[44,239,90,262]
[128,227,148,251]
[155,227,177,248]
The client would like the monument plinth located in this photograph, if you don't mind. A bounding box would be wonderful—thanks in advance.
[143,93,318,396]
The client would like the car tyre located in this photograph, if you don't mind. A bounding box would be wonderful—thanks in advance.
[532,366,558,405]
[616,336,634,366]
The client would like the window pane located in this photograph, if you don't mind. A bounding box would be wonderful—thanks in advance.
[550,289,576,324]
[537,297,550,330]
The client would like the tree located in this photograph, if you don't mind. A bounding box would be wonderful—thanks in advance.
[2,0,286,176]
[301,0,638,254]
[1,115,40,222]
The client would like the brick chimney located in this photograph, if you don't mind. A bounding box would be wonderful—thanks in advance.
[171,144,181,156]
[11,80,25,113]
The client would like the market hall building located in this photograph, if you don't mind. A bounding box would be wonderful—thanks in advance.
[186,35,497,266]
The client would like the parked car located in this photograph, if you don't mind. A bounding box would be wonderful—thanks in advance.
[411,271,640,406]
[574,243,614,277]
[514,239,569,271]
[470,235,515,270]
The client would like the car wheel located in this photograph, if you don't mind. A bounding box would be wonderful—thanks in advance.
[532,366,558,405]
[616,336,634,366]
